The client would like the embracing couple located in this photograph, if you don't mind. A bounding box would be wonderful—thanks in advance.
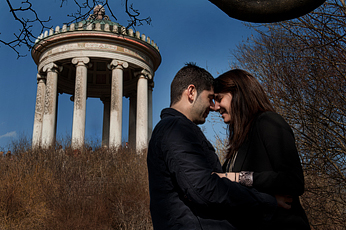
[147,63,310,230]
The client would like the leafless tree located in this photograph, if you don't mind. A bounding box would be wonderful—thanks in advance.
[231,0,346,229]
[2,0,151,58]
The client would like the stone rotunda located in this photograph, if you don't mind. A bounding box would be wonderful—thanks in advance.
[31,6,161,151]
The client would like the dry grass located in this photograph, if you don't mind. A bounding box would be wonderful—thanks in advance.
[3,137,345,230]
[0,142,152,230]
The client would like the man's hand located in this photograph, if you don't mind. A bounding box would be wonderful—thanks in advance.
[214,173,293,210]
[213,172,239,182]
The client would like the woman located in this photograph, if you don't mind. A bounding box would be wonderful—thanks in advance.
[213,69,310,230]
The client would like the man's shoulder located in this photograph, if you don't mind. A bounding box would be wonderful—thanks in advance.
[155,115,192,138]
[157,108,193,128]
[152,109,199,145]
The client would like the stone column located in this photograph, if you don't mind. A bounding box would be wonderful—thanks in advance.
[71,57,90,150]
[108,60,128,149]
[32,73,46,149]
[41,63,61,149]
[101,97,110,148]
[135,70,151,152]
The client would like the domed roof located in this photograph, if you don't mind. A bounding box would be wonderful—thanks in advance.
[79,19,120,26]
[33,5,159,51]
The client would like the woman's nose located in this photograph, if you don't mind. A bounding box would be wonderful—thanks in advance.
[213,101,220,111]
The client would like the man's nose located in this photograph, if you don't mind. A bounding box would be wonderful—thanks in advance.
[210,100,216,111]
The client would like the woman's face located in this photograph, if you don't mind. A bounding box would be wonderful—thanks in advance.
[214,92,233,124]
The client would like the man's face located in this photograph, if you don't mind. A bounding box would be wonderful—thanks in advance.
[191,88,215,124]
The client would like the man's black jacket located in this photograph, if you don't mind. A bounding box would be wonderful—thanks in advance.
[147,108,277,230]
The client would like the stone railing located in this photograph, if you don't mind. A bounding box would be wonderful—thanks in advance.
[35,20,159,51]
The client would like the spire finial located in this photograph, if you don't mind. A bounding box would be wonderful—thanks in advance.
[88,5,109,20]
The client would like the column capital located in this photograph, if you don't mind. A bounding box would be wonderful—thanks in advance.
[108,59,129,70]
[42,62,63,73]
[135,69,152,80]
[37,73,46,81]
[72,57,90,66]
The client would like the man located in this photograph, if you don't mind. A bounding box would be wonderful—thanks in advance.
[147,63,278,229]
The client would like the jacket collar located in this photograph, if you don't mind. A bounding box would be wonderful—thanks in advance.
[160,108,188,120]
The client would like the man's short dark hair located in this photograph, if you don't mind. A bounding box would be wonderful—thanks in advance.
[170,63,214,106]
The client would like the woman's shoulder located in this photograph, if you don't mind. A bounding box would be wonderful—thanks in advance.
[255,111,291,131]
[257,111,282,120]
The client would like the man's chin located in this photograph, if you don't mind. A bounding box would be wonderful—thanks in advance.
[195,118,206,125]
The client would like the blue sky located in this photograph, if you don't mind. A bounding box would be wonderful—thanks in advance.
[0,0,254,150]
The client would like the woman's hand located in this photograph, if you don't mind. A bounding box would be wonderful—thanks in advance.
[213,172,239,182]
[275,195,293,210]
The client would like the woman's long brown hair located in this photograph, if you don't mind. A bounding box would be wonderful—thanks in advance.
[214,69,275,159]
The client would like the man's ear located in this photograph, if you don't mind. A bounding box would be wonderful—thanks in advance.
[186,84,197,103]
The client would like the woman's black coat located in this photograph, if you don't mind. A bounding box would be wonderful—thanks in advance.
[223,111,310,230]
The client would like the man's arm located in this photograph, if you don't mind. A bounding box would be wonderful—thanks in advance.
[162,118,277,219]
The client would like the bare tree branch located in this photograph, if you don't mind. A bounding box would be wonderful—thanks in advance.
[1,0,151,58]
[2,0,52,58]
